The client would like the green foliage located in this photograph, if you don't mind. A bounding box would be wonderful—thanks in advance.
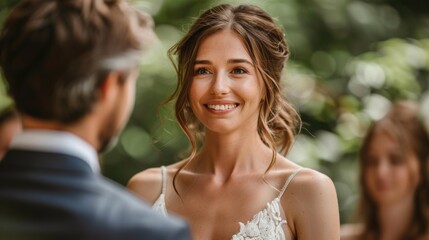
[1,0,428,224]
[0,75,13,114]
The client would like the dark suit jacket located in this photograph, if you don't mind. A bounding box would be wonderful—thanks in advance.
[0,149,191,240]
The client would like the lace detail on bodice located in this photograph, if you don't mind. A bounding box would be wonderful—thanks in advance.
[231,169,301,240]
[152,167,301,240]
[152,193,167,216]
[232,197,286,240]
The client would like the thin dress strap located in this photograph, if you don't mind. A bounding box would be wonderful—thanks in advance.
[277,168,302,199]
[152,166,168,216]
[160,165,167,195]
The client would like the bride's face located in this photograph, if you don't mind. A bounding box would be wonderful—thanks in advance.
[189,29,264,135]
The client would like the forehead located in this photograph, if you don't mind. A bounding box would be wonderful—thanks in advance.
[367,131,398,154]
[195,29,253,62]
[365,128,419,163]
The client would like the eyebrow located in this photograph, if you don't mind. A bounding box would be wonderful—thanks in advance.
[194,59,254,66]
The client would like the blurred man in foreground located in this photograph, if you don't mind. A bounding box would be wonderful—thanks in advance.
[0,0,190,239]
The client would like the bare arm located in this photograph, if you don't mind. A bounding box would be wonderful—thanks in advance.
[283,169,340,240]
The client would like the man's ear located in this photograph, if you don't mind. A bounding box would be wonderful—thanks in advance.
[98,71,121,100]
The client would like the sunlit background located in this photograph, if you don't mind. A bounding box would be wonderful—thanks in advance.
[1,0,429,224]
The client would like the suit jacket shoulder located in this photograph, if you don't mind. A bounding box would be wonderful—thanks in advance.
[0,149,190,240]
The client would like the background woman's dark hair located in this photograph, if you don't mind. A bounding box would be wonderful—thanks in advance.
[0,0,153,123]
[166,4,301,194]
[358,100,429,239]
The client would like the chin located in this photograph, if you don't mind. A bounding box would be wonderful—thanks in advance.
[373,195,400,205]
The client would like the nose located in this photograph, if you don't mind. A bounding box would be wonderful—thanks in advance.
[375,160,390,179]
[210,72,230,96]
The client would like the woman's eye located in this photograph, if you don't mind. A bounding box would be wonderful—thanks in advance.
[231,68,247,74]
[390,155,404,166]
[194,68,210,75]
[365,157,378,167]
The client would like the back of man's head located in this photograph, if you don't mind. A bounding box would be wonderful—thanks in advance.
[0,0,154,123]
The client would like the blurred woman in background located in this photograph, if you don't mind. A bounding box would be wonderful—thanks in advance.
[341,100,429,240]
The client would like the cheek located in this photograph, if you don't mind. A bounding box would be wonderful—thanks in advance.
[116,80,136,125]
[240,79,261,93]
[363,170,375,187]
[407,163,421,188]
[189,83,205,107]
[397,168,411,181]
[188,84,198,103]
[391,166,418,193]
[125,83,136,112]
[127,87,135,108]
[187,90,199,120]
[363,168,380,191]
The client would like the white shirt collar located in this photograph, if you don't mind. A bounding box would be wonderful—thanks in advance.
[10,130,100,173]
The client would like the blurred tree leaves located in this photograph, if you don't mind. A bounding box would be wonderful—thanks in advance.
[1,0,429,223]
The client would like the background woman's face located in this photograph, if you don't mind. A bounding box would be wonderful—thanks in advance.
[364,131,420,206]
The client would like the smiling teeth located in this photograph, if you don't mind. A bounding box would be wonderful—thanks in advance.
[207,104,237,111]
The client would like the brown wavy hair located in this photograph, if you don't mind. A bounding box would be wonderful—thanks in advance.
[0,0,154,123]
[358,100,429,239]
[166,4,301,194]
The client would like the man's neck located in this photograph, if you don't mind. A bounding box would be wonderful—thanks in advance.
[21,115,100,152]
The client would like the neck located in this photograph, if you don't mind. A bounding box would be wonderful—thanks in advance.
[195,129,273,178]
[21,115,101,152]
[377,196,414,240]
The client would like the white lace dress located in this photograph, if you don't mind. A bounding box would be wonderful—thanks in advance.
[152,166,301,240]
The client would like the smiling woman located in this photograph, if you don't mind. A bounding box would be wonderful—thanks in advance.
[189,30,264,135]
[128,3,340,240]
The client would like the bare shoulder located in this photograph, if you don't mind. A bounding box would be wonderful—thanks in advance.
[127,167,164,203]
[274,157,337,201]
[283,167,338,218]
[340,223,363,240]
[282,167,340,239]
[127,161,186,203]
[288,168,337,200]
